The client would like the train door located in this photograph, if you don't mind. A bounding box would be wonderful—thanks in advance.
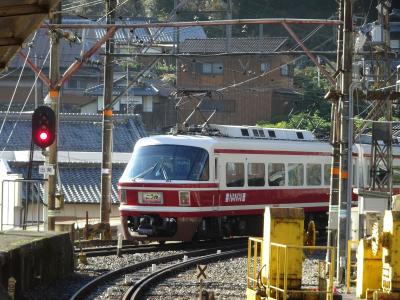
[213,155,221,211]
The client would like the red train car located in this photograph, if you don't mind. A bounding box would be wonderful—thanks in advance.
[118,124,391,242]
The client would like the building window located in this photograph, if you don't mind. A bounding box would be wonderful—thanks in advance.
[226,162,244,187]
[281,64,289,76]
[202,62,224,74]
[261,62,270,73]
[67,79,87,90]
[248,163,265,187]
[143,97,153,112]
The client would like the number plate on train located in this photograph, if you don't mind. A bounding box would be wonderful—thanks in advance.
[139,192,163,204]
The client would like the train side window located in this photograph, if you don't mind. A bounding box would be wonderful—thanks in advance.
[393,166,400,186]
[252,129,259,137]
[226,162,245,187]
[268,130,276,138]
[248,163,265,186]
[259,130,265,137]
[324,164,331,186]
[268,163,285,186]
[306,163,321,186]
[241,129,249,136]
[288,163,304,186]
[215,158,218,180]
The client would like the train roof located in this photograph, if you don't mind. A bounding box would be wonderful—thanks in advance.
[135,132,330,154]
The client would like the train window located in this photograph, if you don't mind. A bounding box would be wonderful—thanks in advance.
[226,162,245,187]
[252,129,259,137]
[121,145,209,181]
[324,164,331,186]
[288,163,304,186]
[268,163,285,186]
[268,130,276,138]
[248,163,265,186]
[215,158,218,180]
[241,129,249,136]
[393,166,400,186]
[259,130,265,137]
[296,132,304,139]
[306,164,322,186]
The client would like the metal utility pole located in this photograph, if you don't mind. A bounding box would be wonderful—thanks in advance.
[369,0,393,202]
[226,0,232,52]
[336,0,353,283]
[100,0,116,234]
[327,0,343,262]
[45,3,61,231]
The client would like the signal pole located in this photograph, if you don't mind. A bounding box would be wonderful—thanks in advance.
[100,0,116,235]
[327,0,343,264]
[336,0,353,282]
[45,3,61,231]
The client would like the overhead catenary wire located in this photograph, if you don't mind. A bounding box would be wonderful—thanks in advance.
[61,0,103,12]
[0,48,51,156]
[0,32,37,142]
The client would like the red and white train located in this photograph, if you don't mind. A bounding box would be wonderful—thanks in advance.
[118,124,400,241]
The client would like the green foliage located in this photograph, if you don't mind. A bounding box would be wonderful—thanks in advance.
[161,73,176,85]
[257,66,333,136]
[142,0,174,19]
[154,60,176,74]
[116,59,143,71]
[293,67,331,120]
[257,112,331,136]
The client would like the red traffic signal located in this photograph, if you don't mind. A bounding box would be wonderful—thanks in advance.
[32,106,56,148]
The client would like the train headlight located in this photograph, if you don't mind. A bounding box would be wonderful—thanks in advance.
[119,189,127,204]
[139,192,163,204]
[179,191,190,206]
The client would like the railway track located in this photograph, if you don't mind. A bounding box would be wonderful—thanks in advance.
[75,238,244,257]
[122,248,246,300]
[70,240,246,300]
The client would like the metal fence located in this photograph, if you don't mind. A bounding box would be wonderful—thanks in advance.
[0,179,45,231]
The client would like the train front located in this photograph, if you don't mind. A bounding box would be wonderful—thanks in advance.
[118,136,213,242]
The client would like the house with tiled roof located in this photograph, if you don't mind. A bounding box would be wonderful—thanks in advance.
[176,37,301,125]
[0,16,205,127]
[0,112,146,226]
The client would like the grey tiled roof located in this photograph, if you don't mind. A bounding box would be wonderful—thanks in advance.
[85,84,159,97]
[179,37,288,53]
[0,113,147,152]
[10,17,206,69]
[8,162,125,204]
[148,26,207,43]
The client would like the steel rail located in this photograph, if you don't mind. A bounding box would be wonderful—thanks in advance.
[76,238,246,257]
[123,248,246,300]
[70,242,245,300]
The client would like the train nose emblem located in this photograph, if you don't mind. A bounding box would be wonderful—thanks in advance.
[139,192,163,204]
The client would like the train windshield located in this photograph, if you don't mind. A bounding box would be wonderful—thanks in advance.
[121,145,209,181]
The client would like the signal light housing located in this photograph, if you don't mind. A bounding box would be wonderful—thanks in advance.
[32,106,56,149]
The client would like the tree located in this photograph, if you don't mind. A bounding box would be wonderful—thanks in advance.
[257,66,332,138]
